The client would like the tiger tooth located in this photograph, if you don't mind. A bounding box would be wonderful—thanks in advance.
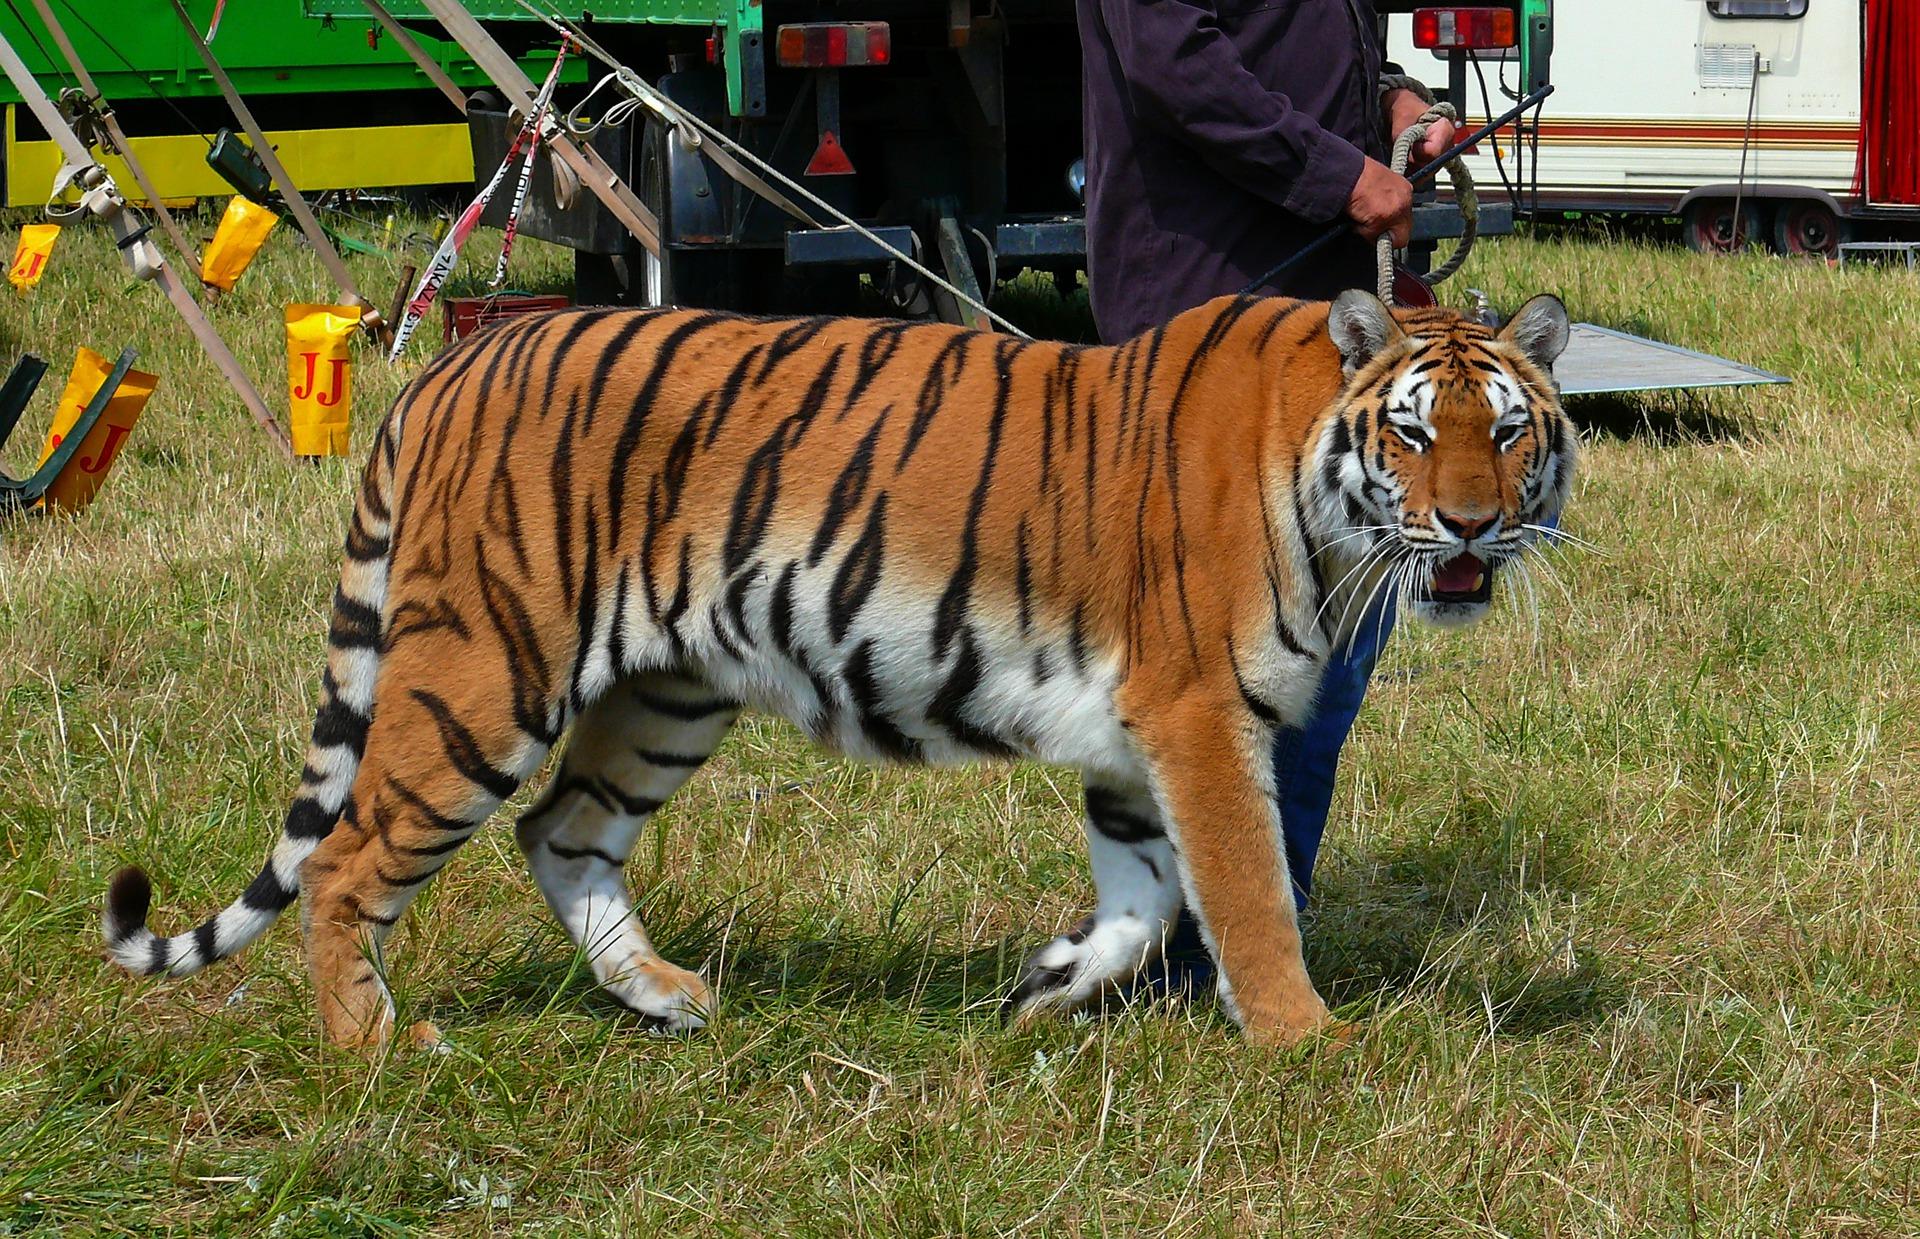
[1473,572,1486,591]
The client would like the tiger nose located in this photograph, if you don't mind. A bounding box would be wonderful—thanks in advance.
[1436,510,1495,541]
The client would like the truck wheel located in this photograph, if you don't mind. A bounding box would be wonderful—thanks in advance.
[631,116,736,309]
[1684,198,1763,255]
[1772,200,1851,258]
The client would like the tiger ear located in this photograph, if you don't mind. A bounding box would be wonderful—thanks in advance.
[1328,289,1403,378]
[1498,293,1571,372]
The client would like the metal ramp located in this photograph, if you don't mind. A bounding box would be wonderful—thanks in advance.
[1555,323,1788,397]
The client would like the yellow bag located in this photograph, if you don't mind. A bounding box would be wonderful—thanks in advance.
[286,303,358,457]
[200,197,277,291]
[8,223,60,292]
[35,347,161,512]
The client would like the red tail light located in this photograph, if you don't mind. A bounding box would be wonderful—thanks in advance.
[775,22,892,68]
[1412,7,1517,50]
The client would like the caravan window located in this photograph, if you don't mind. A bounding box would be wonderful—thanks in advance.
[1706,0,1808,17]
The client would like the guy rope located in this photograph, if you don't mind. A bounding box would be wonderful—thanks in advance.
[0,27,294,457]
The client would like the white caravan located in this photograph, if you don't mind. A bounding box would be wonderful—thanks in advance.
[1388,0,1915,255]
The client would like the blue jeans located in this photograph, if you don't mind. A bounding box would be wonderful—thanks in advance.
[1157,592,1397,986]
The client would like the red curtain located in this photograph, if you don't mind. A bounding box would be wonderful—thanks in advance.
[1860,0,1920,205]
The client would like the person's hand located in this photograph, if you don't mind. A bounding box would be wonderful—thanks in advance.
[1413,116,1457,163]
[1385,88,1459,164]
[1347,157,1413,248]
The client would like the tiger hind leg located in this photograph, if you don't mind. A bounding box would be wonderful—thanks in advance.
[299,661,551,1049]
[516,672,739,1032]
[1006,780,1183,1024]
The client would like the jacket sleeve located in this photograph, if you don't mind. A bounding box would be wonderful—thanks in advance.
[1098,0,1367,223]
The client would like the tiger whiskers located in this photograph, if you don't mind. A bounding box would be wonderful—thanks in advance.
[1322,538,1406,647]
[1337,542,1413,658]
[1521,522,1602,554]
[1320,523,1398,554]
[1313,536,1403,636]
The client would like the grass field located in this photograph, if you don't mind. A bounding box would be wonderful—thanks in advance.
[3,206,1918,1235]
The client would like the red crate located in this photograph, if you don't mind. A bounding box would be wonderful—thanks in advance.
[443,292,572,343]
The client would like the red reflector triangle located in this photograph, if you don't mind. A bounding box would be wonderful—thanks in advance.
[805,131,856,177]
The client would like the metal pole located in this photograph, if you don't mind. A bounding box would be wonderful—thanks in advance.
[361,0,468,114]
[165,0,376,324]
[417,0,662,257]
[0,29,293,457]
[25,0,202,276]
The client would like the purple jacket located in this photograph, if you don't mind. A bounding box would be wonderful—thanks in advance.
[1078,0,1390,342]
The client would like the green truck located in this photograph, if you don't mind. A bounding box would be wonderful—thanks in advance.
[0,2,1551,318]
[0,1,555,206]
[407,0,1554,315]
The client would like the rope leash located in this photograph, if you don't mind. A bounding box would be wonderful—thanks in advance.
[1378,73,1477,303]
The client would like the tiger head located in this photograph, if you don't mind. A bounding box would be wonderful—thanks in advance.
[1319,290,1577,630]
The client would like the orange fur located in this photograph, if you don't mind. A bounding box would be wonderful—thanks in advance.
[103,291,1576,1049]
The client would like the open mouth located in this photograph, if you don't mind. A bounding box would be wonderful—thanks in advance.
[1424,552,1493,605]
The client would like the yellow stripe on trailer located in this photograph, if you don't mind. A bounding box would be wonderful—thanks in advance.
[5,106,476,208]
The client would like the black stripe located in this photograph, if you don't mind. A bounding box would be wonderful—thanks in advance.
[474,535,560,746]
[568,498,604,715]
[373,862,437,889]
[1226,639,1283,727]
[634,747,707,769]
[387,598,472,644]
[344,509,388,561]
[283,796,336,842]
[384,773,476,833]
[843,639,922,761]
[895,332,971,470]
[807,412,886,566]
[837,321,912,417]
[608,313,729,552]
[537,306,624,417]
[600,780,666,817]
[409,691,519,800]
[552,389,582,605]
[723,567,760,650]
[579,313,658,437]
[932,337,1017,661]
[1014,519,1034,636]
[192,919,219,965]
[328,590,381,650]
[769,560,801,658]
[827,493,888,644]
[552,772,617,813]
[926,626,1015,757]
[394,833,473,858]
[607,565,636,676]
[1084,787,1161,843]
[548,841,625,867]
[701,341,770,448]
[310,697,370,756]
[240,863,298,912]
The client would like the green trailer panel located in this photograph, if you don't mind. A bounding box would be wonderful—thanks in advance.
[0,0,522,105]
[305,0,765,117]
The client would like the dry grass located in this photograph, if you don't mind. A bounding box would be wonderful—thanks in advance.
[3,208,1918,1234]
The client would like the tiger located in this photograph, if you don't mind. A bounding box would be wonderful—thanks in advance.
[101,287,1575,1050]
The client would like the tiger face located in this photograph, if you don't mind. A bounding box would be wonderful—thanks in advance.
[1323,291,1577,629]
